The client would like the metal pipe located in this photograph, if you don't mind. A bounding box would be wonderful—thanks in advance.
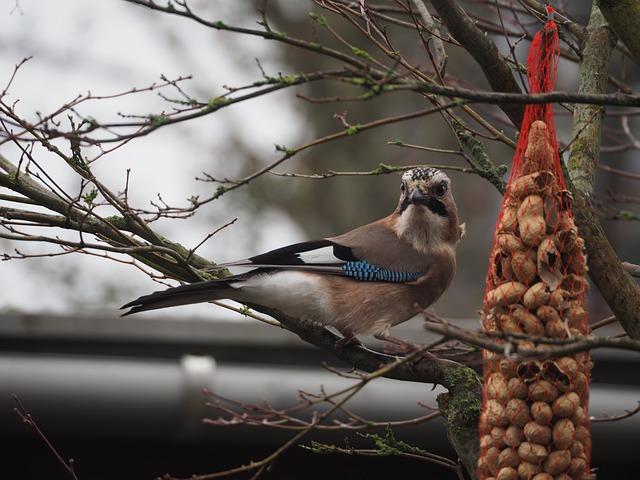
[1,352,638,463]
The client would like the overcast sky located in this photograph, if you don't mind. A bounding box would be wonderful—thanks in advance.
[1,1,310,316]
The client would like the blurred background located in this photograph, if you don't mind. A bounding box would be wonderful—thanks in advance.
[1,1,639,478]
[2,1,636,320]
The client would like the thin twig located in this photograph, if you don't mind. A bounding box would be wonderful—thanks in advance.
[590,401,640,423]
[13,395,79,480]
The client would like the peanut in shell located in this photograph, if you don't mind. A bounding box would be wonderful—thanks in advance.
[511,251,537,285]
[505,398,530,428]
[523,421,552,445]
[528,380,559,402]
[543,450,571,475]
[497,233,525,254]
[486,372,510,404]
[496,466,518,480]
[523,282,550,309]
[569,457,587,478]
[498,447,520,469]
[552,418,575,449]
[507,171,556,198]
[504,425,523,447]
[552,392,580,418]
[499,204,519,233]
[517,441,548,463]
[487,282,528,308]
[530,474,553,480]
[517,461,542,479]
[523,120,555,174]
[530,401,553,425]
[507,377,528,399]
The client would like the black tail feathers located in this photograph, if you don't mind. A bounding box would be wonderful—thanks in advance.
[120,280,235,316]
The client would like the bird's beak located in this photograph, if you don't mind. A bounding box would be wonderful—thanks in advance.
[409,188,429,205]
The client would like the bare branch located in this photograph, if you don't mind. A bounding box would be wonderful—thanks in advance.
[590,401,640,423]
[13,395,79,480]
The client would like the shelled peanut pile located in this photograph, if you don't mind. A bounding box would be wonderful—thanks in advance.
[478,121,592,480]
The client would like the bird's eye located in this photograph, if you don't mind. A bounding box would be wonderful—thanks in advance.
[400,182,405,193]
[435,181,447,197]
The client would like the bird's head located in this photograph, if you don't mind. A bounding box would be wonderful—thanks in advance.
[395,168,464,251]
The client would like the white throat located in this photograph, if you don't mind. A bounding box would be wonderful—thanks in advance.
[395,206,449,253]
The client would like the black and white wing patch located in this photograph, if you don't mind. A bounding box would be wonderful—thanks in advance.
[212,239,425,283]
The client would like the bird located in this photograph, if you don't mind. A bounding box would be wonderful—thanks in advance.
[121,167,464,346]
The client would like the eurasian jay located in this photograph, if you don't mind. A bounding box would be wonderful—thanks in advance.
[121,168,464,345]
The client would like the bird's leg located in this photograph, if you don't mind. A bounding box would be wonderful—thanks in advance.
[373,332,438,361]
[335,330,363,349]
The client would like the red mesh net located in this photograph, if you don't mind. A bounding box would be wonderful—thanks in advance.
[478,11,592,480]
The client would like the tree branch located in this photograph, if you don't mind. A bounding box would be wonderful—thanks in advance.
[598,0,640,62]
[0,153,212,282]
[567,5,640,340]
[429,0,524,127]
[250,303,481,479]
[422,317,640,356]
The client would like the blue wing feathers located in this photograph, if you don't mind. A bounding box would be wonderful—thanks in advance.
[342,261,423,282]
[221,239,424,283]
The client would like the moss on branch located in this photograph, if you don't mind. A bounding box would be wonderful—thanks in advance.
[598,0,640,62]
[568,5,640,340]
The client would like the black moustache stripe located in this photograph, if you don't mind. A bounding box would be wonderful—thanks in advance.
[426,197,448,217]
[400,196,448,217]
[399,196,411,213]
